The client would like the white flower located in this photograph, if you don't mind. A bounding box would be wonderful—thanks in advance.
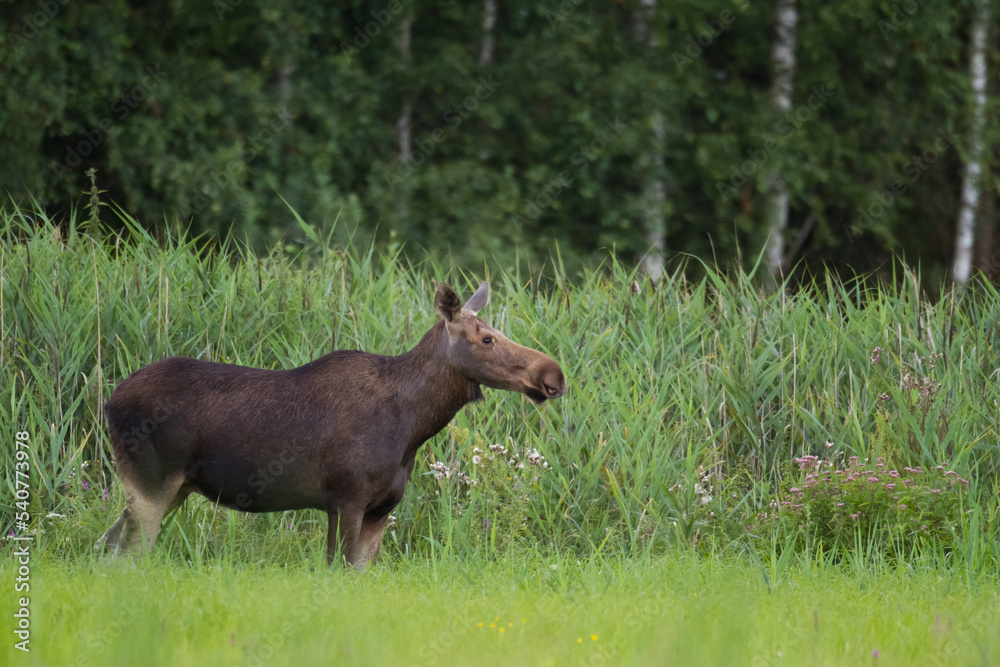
[472,455,481,465]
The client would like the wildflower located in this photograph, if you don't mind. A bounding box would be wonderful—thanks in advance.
[867,477,879,483]
[472,455,481,465]
[886,484,895,491]
[102,488,110,500]
[870,347,882,364]
[82,481,89,491]
[429,461,452,480]
[872,649,880,658]
[836,503,845,507]
[878,393,889,401]
[591,635,598,641]
[930,489,940,494]
[888,470,899,478]
[850,513,859,520]
[898,504,907,510]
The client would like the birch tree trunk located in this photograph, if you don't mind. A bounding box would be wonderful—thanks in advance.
[478,0,497,162]
[478,0,497,67]
[395,18,414,226]
[634,0,666,283]
[952,0,990,284]
[762,0,798,291]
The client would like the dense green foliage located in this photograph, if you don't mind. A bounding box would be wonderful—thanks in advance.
[2,202,998,570]
[2,0,998,282]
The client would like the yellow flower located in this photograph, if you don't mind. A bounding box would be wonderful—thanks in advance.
[499,627,505,633]
[591,635,598,641]
[478,622,484,627]
[489,623,495,628]
[577,637,582,644]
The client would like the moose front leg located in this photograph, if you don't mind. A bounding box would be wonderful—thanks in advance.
[326,505,363,568]
[354,513,389,570]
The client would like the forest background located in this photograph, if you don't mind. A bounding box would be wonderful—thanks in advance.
[1,0,998,288]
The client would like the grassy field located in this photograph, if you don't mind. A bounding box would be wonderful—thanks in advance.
[2,201,999,665]
[3,552,999,667]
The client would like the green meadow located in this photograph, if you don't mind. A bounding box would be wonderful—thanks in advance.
[2,202,999,665]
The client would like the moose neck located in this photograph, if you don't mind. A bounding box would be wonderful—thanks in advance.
[393,320,481,446]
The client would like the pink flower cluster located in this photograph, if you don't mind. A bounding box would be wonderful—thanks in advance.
[780,454,969,520]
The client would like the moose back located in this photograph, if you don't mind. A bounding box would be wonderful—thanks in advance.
[97,281,566,569]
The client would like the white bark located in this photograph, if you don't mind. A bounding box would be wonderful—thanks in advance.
[640,110,667,283]
[395,18,413,224]
[763,0,798,289]
[478,0,497,161]
[635,0,666,283]
[952,0,990,284]
[478,0,497,67]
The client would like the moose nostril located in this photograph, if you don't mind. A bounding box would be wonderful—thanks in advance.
[543,381,561,397]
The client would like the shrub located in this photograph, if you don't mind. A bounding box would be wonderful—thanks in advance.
[752,454,971,559]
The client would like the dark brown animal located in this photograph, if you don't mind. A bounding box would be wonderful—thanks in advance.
[96,282,565,569]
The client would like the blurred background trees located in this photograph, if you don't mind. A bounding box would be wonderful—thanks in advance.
[1,0,997,287]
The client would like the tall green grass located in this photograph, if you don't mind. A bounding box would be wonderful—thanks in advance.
[1,200,997,570]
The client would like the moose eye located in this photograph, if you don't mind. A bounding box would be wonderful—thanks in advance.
[482,336,493,345]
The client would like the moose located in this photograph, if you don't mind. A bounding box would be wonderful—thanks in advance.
[96,281,566,570]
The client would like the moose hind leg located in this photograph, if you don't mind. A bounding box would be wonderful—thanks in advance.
[97,476,188,556]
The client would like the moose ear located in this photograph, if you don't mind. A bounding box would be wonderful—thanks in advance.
[463,281,489,315]
[435,282,462,322]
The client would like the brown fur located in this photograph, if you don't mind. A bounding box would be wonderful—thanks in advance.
[97,282,565,570]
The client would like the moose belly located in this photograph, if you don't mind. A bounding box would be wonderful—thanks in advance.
[188,445,325,512]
